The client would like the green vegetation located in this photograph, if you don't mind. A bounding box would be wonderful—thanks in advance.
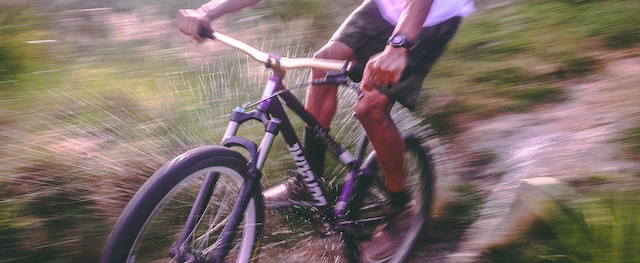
[0,4,54,85]
[1,160,108,263]
[482,188,640,263]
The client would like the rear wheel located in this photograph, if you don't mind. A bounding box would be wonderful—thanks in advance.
[100,146,263,263]
[346,135,435,263]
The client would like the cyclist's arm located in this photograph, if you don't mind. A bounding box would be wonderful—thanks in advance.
[362,0,434,91]
[198,0,262,21]
[393,0,434,43]
[178,0,262,41]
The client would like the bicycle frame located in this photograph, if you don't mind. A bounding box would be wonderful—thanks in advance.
[224,69,379,214]
[185,64,383,261]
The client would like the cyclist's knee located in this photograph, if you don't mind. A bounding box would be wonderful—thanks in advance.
[313,41,355,60]
[355,95,390,126]
[313,48,331,60]
[312,41,355,79]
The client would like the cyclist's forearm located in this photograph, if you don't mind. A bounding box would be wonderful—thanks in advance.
[198,0,262,21]
[393,0,434,42]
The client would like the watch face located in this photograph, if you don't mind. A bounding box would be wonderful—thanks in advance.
[391,35,404,45]
[388,34,411,48]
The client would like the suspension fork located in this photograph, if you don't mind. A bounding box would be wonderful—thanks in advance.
[206,116,278,262]
[207,167,261,263]
[172,104,279,262]
[170,112,247,260]
[204,134,270,262]
[335,135,369,218]
[171,172,220,262]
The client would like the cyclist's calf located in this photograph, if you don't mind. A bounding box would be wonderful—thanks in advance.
[355,88,407,193]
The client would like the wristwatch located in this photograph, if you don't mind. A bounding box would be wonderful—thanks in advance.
[387,34,413,50]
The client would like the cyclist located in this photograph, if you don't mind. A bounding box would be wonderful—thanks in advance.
[178,0,474,259]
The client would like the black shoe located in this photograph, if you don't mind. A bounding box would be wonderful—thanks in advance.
[263,171,316,209]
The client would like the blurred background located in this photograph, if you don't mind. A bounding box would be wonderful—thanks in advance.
[1,0,639,262]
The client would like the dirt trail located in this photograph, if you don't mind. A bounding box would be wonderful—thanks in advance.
[430,56,640,262]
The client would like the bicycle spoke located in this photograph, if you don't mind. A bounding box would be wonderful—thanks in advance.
[192,186,233,251]
[189,184,223,251]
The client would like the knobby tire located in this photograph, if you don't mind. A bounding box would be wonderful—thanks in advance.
[100,146,264,263]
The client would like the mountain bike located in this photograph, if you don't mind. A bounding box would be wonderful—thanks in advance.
[100,27,435,263]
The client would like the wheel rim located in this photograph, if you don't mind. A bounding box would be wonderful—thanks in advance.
[127,166,257,263]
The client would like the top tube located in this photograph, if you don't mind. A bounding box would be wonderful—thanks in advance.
[201,28,354,72]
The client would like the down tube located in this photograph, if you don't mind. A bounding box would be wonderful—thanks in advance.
[267,98,333,210]
[278,90,356,165]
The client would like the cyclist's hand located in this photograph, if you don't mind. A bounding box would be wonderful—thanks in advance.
[361,46,408,92]
[177,9,211,42]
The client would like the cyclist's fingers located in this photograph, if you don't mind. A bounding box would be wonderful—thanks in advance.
[361,64,374,91]
[177,10,195,31]
[372,69,393,90]
[377,69,392,88]
[380,59,404,87]
[389,70,401,87]
[363,74,391,92]
[363,58,387,90]
[367,58,398,89]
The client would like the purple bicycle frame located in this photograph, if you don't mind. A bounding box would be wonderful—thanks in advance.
[200,70,383,262]
[223,73,376,221]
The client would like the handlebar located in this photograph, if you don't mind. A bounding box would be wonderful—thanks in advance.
[199,27,354,72]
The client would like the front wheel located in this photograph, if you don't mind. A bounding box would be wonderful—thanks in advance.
[347,135,435,263]
[101,146,264,263]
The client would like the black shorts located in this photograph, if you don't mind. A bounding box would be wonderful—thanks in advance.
[331,0,461,111]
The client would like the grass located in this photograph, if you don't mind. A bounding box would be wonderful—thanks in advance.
[482,187,640,263]
[0,4,55,86]
[0,4,352,259]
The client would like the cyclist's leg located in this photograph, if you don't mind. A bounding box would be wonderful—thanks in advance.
[356,16,463,197]
[354,88,407,195]
[306,41,356,129]
[304,41,356,176]
[304,0,392,176]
